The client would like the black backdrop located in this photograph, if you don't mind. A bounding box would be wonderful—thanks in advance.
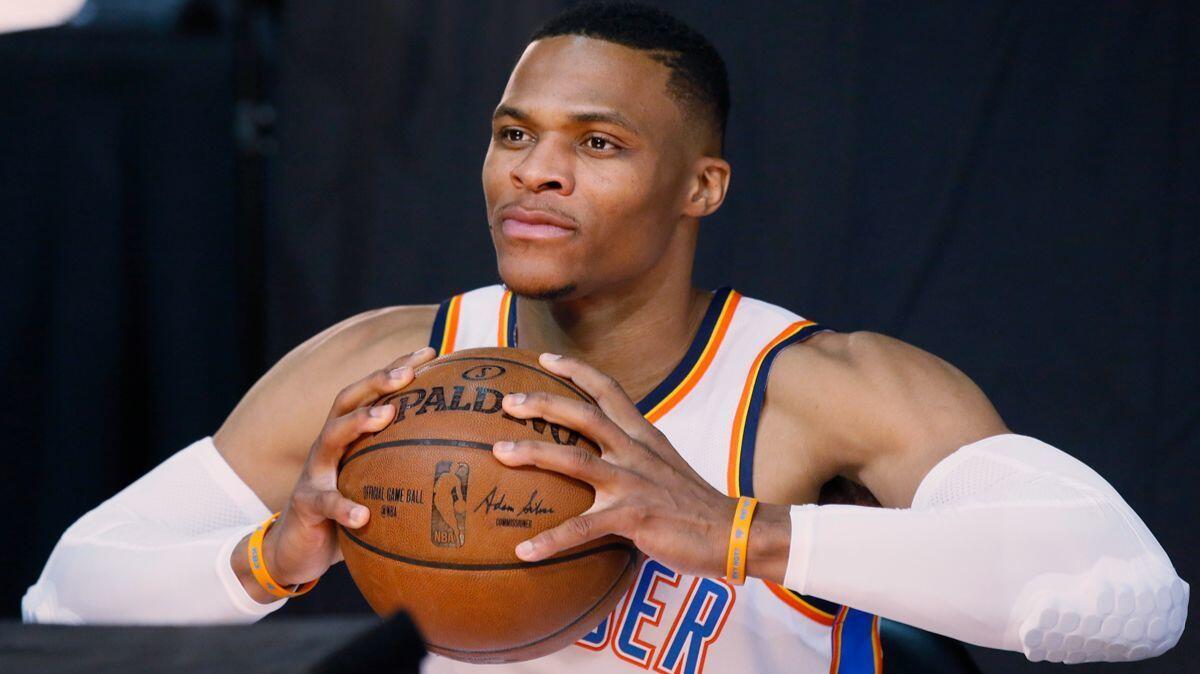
[1,2,1196,672]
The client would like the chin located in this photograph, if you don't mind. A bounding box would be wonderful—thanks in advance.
[497,260,579,301]
[510,283,578,301]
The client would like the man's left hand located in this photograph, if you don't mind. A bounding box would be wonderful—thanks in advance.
[492,353,785,581]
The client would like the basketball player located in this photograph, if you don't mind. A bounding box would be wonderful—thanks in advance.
[24,2,1186,671]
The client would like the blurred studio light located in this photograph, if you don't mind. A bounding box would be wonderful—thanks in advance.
[0,0,86,34]
[0,0,233,35]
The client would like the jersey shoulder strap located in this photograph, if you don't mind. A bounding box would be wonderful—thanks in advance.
[715,295,846,632]
[427,285,515,355]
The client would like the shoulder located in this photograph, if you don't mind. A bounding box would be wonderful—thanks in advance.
[241,304,438,417]
[772,329,981,398]
[214,304,438,508]
[765,330,1008,506]
[278,304,439,379]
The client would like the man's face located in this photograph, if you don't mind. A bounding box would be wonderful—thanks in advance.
[482,36,700,300]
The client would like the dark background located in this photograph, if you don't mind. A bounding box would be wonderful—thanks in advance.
[1,1,1196,672]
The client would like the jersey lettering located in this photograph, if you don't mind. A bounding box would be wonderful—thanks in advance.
[427,287,845,674]
[613,560,682,666]
[577,612,614,650]
[654,578,735,674]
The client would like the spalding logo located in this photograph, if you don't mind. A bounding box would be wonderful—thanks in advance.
[431,460,470,547]
[462,364,506,381]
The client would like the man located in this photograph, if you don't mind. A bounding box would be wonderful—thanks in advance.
[23,2,1186,672]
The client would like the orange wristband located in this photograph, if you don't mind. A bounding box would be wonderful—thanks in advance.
[725,496,758,585]
[247,512,319,599]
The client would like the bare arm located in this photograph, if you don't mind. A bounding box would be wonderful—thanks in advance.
[762,330,1009,508]
[484,346,1187,663]
[215,305,437,511]
[215,306,436,603]
[23,304,437,622]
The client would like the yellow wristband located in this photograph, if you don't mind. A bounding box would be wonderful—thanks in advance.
[248,512,319,599]
[725,496,758,585]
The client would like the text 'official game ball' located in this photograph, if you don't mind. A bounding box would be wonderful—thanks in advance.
[337,347,640,663]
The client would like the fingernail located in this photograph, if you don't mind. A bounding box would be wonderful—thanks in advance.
[494,441,515,453]
[541,353,562,361]
[506,393,526,405]
[388,366,410,380]
[419,346,435,356]
[351,506,368,525]
[515,541,534,559]
[369,404,393,418]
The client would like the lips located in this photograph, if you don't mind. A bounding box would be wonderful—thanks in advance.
[498,206,576,241]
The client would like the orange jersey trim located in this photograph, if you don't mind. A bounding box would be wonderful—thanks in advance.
[497,290,514,347]
[872,614,883,672]
[440,294,462,355]
[643,291,741,423]
[828,606,849,673]
[828,608,882,673]
[764,581,836,626]
[727,319,816,495]
[728,319,840,628]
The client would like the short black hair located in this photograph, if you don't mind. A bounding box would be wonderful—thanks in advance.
[530,1,730,153]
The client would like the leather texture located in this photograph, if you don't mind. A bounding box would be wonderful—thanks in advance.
[338,348,638,663]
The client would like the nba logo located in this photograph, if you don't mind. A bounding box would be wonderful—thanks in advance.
[431,460,469,547]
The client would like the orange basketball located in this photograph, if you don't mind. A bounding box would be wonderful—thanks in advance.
[337,347,640,663]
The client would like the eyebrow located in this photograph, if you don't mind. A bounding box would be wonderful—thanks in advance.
[492,104,642,135]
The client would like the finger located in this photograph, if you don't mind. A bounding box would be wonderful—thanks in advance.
[388,344,437,370]
[315,489,371,529]
[329,366,412,419]
[313,404,395,467]
[289,486,370,529]
[328,346,435,418]
[539,353,701,479]
[502,390,630,454]
[515,510,621,562]
[537,353,655,442]
[492,440,620,487]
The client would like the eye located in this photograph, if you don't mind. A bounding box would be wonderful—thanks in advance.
[584,135,622,153]
[497,127,531,144]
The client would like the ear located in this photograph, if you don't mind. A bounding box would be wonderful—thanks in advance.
[681,157,732,218]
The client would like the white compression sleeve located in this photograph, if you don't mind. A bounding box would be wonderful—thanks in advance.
[783,434,1188,663]
[22,437,287,624]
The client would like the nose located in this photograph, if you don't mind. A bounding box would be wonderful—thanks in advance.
[510,136,574,195]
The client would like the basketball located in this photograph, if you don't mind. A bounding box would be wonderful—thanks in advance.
[336,347,641,663]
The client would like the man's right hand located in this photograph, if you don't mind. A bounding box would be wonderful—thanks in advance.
[232,346,437,602]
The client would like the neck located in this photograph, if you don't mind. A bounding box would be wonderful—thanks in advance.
[514,272,711,403]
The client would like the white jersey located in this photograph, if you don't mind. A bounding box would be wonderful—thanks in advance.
[422,285,883,674]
